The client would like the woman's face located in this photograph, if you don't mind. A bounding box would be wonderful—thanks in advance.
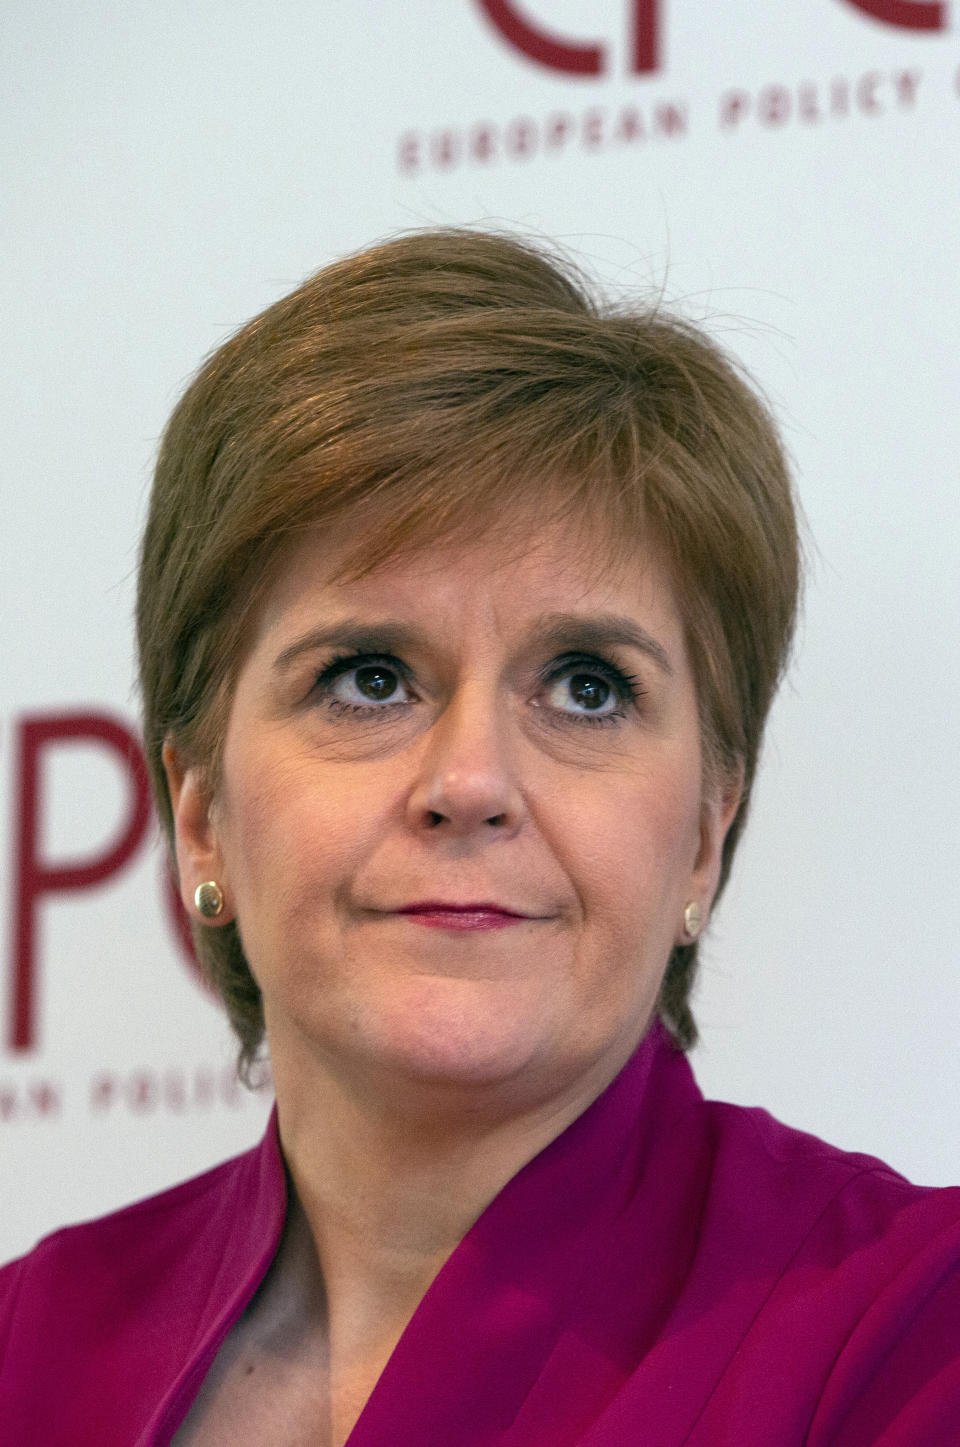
[169,516,739,1115]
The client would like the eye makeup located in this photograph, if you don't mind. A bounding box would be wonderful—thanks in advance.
[306,646,647,730]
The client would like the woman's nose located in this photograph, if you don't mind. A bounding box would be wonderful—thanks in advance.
[406,686,526,838]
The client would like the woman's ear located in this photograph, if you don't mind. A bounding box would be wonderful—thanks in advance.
[681,764,744,943]
[162,740,234,925]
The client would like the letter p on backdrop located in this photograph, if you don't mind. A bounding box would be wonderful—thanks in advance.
[9,713,151,1051]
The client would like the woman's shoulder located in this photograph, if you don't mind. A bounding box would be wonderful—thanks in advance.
[1,1155,229,1347]
[2,1144,255,1291]
[695,1085,960,1256]
[688,1084,960,1350]
[647,1035,960,1248]
[0,1120,285,1391]
[659,1088,960,1443]
[702,1087,955,1197]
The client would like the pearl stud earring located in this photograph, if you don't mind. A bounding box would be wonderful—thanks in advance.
[683,901,702,940]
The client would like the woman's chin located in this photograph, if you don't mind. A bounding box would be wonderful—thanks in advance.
[333,974,573,1102]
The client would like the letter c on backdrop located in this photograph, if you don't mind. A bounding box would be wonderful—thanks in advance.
[475,0,606,74]
[475,0,661,74]
[838,0,946,29]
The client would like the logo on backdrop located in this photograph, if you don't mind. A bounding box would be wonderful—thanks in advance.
[475,0,946,77]
[475,0,660,74]
[838,0,946,30]
[401,0,948,173]
[2,710,274,1125]
[6,711,200,1055]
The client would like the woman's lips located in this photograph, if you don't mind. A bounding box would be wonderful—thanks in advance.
[393,902,530,931]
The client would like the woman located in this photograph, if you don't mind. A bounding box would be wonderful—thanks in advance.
[2,229,959,1446]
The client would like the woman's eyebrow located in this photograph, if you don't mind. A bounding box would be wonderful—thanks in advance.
[528,614,674,675]
[272,619,422,672]
[272,613,673,676]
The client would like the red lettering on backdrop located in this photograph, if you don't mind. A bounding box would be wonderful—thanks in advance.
[546,113,574,149]
[838,0,945,28]
[29,1079,61,1117]
[654,101,687,136]
[9,713,151,1050]
[583,109,605,147]
[894,70,921,104]
[476,0,945,85]
[397,132,420,173]
[475,0,605,75]
[475,1,660,76]
[472,123,497,162]
[857,72,883,112]
[617,107,645,142]
[505,116,537,157]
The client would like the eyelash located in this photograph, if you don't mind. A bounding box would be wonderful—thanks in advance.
[309,650,646,730]
[543,653,645,727]
[310,652,415,719]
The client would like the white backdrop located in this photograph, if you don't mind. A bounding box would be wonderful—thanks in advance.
[2,0,958,1263]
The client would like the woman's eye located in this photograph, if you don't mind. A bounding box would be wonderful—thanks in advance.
[544,669,620,717]
[319,658,413,710]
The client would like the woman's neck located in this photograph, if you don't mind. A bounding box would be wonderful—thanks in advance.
[266,1023,632,1364]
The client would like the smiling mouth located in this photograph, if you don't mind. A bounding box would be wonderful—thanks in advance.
[392,902,533,931]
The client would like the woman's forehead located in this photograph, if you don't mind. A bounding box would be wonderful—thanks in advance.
[252,511,681,653]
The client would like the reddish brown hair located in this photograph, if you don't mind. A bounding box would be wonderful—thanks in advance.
[137,228,800,1075]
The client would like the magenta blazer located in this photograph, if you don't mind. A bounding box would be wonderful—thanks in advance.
[3,1023,960,1445]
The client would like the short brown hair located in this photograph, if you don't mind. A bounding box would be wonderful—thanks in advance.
[137,228,800,1075]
